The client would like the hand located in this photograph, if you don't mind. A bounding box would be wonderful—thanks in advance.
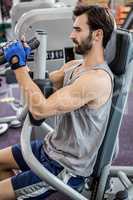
[21,36,31,59]
[3,40,31,70]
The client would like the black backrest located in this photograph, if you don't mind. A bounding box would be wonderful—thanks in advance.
[92,28,133,177]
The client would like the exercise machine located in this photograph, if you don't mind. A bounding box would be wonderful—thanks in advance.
[0,1,56,135]
[14,5,133,200]
[11,0,55,35]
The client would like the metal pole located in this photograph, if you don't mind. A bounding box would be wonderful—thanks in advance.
[34,30,47,80]
[118,171,132,189]
[110,166,133,177]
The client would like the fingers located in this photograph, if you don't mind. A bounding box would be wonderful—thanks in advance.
[21,35,30,48]
[21,35,26,42]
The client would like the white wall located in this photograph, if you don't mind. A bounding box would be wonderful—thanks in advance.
[13,0,20,6]
[56,0,77,7]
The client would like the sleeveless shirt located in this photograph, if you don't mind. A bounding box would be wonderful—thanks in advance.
[43,61,114,177]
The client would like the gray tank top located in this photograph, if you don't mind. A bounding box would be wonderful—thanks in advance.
[43,61,113,177]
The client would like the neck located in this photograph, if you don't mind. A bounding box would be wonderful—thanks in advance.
[82,46,105,69]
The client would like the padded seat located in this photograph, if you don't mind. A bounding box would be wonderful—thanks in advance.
[90,28,133,200]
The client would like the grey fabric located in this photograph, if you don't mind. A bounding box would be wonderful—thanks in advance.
[43,61,113,177]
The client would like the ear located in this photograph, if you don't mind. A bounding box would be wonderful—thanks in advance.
[92,29,103,42]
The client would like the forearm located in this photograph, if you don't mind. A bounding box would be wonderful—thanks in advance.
[14,67,47,118]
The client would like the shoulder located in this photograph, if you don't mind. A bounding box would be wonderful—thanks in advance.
[61,59,82,72]
[77,68,112,84]
[50,60,82,79]
[73,68,112,97]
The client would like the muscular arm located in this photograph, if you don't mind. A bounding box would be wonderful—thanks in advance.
[14,66,111,120]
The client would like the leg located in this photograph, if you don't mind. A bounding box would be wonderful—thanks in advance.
[11,169,56,200]
[0,140,45,180]
[0,178,16,200]
[0,140,57,200]
[0,139,86,200]
[0,146,20,181]
[8,140,64,200]
[0,146,20,170]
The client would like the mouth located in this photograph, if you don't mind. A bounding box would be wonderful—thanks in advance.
[73,43,78,46]
[73,42,79,49]
[72,39,79,45]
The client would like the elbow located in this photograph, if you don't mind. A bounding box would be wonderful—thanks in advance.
[29,108,44,120]
[29,100,66,119]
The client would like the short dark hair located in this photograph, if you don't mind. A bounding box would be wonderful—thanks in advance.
[73,5,115,48]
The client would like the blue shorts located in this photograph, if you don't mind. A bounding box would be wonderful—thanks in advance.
[11,140,86,200]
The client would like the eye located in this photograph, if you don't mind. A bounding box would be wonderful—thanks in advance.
[76,29,81,32]
[73,27,81,32]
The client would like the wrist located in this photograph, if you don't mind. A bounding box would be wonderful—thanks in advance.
[14,66,30,84]
[14,66,29,72]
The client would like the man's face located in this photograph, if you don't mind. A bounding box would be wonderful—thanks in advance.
[70,14,93,55]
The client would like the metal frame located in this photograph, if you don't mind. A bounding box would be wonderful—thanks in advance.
[11,0,55,32]
[15,7,73,40]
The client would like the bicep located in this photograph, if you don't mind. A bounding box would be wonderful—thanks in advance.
[42,75,99,114]
[49,69,64,90]
[32,70,111,119]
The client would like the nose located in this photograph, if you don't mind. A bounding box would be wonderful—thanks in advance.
[69,31,75,40]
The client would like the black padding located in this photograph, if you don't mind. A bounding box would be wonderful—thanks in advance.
[105,31,116,64]
[5,69,17,84]
[33,78,54,98]
[29,112,45,126]
[109,29,130,75]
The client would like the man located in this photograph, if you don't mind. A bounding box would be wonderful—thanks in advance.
[0,4,115,200]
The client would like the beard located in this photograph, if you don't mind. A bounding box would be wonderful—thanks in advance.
[73,33,93,56]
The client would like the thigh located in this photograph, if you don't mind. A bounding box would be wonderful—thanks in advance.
[0,146,20,170]
[11,169,56,200]
[12,139,44,171]
[0,140,44,171]
[11,147,65,200]
[0,177,16,200]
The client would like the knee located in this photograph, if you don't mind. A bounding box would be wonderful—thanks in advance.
[0,189,15,200]
[0,191,8,200]
[0,164,4,171]
[0,161,6,171]
[0,179,16,200]
[0,147,18,170]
